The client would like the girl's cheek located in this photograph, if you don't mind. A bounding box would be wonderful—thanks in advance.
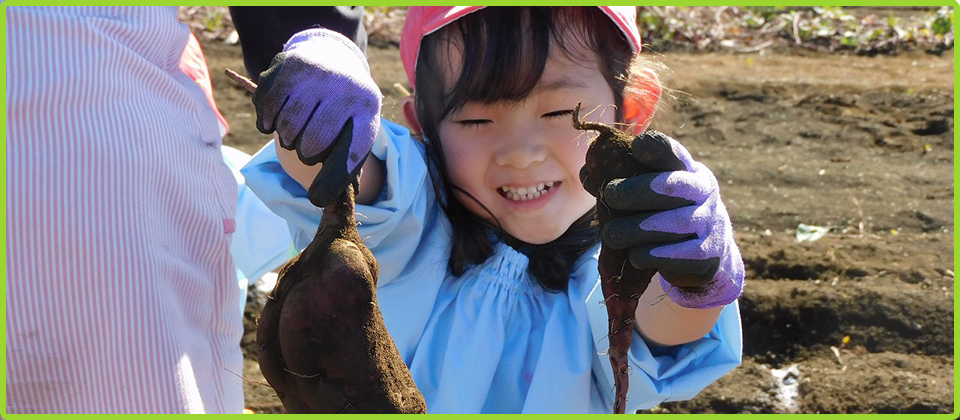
[439,137,484,190]
[559,127,591,162]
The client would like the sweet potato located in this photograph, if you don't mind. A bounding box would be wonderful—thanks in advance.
[572,103,683,414]
[256,183,426,413]
[226,69,426,413]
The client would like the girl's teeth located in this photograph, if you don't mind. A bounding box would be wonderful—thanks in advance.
[500,182,556,202]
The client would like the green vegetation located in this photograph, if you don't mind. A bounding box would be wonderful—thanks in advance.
[637,6,954,55]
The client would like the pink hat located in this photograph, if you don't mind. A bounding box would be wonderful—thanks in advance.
[399,6,641,89]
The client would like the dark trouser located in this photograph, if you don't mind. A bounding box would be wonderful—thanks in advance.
[228,6,367,83]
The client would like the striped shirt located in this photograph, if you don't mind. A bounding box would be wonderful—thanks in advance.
[6,6,243,414]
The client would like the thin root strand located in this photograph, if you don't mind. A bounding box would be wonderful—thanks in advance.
[283,368,323,379]
[224,367,272,387]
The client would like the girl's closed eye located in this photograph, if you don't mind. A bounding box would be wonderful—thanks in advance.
[542,109,574,119]
[455,118,492,128]
[449,105,496,128]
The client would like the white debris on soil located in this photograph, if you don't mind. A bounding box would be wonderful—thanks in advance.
[769,364,802,413]
[796,223,830,242]
[256,272,279,294]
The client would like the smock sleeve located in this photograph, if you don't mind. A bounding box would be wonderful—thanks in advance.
[240,119,451,361]
[240,119,447,284]
[570,247,743,413]
[222,145,294,283]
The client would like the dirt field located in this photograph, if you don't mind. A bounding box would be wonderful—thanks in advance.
[199,29,954,414]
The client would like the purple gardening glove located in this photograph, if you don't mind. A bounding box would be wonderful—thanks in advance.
[599,131,744,309]
[253,28,381,207]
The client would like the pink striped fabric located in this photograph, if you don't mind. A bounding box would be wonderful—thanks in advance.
[6,7,243,414]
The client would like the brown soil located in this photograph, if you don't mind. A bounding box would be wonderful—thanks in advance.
[200,36,954,414]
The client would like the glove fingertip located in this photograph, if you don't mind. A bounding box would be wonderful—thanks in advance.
[627,246,658,270]
[579,166,600,198]
[599,223,624,250]
[255,94,291,136]
[255,108,275,134]
[632,130,686,172]
[600,177,628,209]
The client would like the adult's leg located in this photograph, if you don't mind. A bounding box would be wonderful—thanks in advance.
[229,6,368,82]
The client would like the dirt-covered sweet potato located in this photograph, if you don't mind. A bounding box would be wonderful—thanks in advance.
[226,69,426,414]
[256,183,426,413]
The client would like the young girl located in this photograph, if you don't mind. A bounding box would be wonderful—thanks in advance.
[242,6,743,414]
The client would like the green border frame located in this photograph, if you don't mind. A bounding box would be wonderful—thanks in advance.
[0,2,956,419]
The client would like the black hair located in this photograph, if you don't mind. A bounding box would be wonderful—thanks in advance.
[413,7,639,291]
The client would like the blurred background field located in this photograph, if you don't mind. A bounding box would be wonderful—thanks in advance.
[179,6,954,414]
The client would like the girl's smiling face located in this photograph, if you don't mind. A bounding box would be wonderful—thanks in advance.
[435,39,616,244]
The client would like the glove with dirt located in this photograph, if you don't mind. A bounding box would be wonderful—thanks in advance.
[597,130,745,309]
[252,28,382,207]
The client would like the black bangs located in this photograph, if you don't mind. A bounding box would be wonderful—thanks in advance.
[414,7,553,143]
[414,7,633,144]
[444,7,551,111]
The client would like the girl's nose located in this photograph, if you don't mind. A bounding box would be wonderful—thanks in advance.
[494,133,548,169]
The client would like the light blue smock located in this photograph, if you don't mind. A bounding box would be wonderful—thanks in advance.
[222,145,295,313]
[240,119,742,414]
